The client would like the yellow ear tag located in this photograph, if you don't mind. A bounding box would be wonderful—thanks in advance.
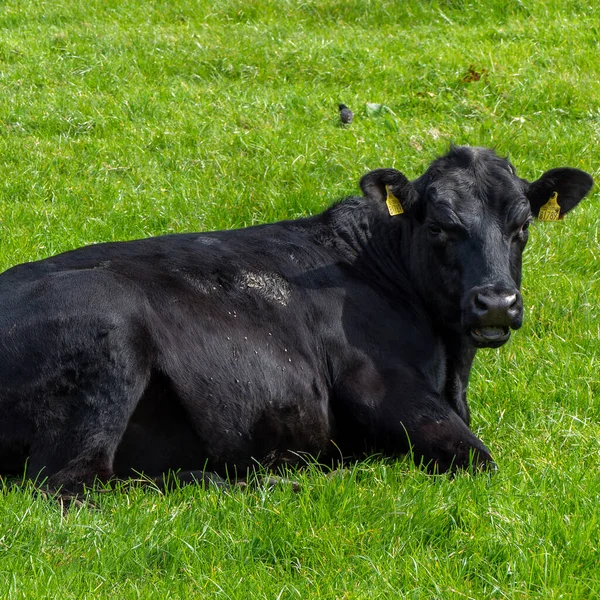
[538,191,562,222]
[385,185,404,216]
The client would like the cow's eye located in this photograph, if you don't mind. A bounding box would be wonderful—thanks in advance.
[520,218,533,233]
[428,224,443,236]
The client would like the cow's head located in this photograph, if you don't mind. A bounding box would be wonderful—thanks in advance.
[360,146,593,348]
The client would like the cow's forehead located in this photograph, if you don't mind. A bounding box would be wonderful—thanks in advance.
[420,147,530,221]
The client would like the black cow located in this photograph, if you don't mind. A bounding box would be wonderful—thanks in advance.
[0,146,593,493]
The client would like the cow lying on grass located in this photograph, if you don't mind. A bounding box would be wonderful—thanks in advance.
[0,146,593,494]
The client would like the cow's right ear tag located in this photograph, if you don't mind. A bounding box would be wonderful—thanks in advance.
[385,185,404,216]
[538,191,562,221]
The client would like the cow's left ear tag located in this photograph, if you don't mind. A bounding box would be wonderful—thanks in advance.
[385,185,404,216]
[538,191,562,221]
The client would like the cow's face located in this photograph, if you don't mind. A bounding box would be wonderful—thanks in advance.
[360,147,593,348]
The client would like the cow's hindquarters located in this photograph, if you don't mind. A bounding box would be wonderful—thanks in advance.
[0,270,152,492]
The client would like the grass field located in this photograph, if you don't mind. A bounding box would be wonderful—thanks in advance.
[1,0,599,597]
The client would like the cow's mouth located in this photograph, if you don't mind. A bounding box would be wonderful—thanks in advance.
[469,326,510,348]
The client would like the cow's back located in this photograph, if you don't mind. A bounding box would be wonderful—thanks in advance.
[0,218,355,475]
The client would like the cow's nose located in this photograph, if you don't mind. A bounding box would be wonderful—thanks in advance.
[472,290,521,325]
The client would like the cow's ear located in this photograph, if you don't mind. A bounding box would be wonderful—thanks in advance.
[360,168,419,215]
[526,167,593,218]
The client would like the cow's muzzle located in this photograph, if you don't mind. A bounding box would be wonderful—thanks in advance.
[463,286,523,348]
[469,326,511,348]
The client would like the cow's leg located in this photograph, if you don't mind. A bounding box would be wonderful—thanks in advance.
[338,365,494,474]
[28,391,145,493]
[400,409,495,473]
[376,391,495,474]
[25,343,149,494]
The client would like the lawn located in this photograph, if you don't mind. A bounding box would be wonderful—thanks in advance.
[0,0,599,598]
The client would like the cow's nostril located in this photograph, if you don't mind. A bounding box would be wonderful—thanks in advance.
[474,293,488,311]
[473,291,519,314]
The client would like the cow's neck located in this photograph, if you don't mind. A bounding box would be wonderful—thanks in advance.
[322,199,414,296]
[323,199,478,425]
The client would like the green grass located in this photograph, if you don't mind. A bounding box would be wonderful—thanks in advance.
[0,0,599,597]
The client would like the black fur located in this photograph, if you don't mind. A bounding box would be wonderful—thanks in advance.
[0,146,593,492]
